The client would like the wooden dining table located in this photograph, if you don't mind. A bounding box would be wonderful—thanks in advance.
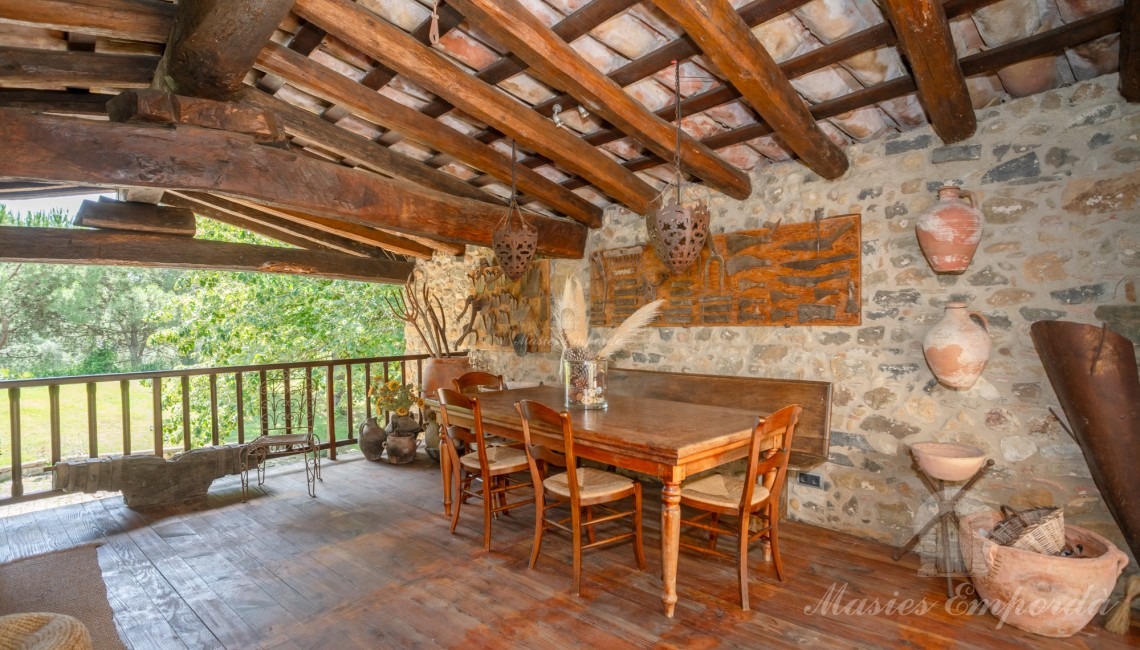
[437,384,761,618]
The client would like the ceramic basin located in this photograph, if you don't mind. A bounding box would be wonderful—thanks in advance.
[911,441,986,481]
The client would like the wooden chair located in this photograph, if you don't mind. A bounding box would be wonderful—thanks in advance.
[678,404,800,610]
[437,388,534,551]
[452,371,506,394]
[515,399,646,595]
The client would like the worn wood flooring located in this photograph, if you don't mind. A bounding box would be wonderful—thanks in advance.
[1,455,1136,649]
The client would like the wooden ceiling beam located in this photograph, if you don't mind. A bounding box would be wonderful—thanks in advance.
[959,7,1124,77]
[75,197,197,236]
[0,109,587,258]
[1123,0,1139,100]
[882,0,975,143]
[0,47,157,88]
[448,0,752,201]
[234,86,505,208]
[154,0,294,100]
[293,0,657,215]
[648,0,848,180]
[0,226,414,283]
[0,0,174,43]
[0,180,108,200]
[162,191,411,258]
[0,89,113,115]
[256,41,604,227]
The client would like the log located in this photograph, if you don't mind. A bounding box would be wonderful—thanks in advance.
[1124,0,1139,101]
[0,109,587,258]
[0,89,113,115]
[107,89,283,142]
[74,197,197,236]
[0,46,157,88]
[0,0,174,43]
[0,226,415,283]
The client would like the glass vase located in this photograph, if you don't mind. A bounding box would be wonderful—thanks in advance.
[563,358,607,410]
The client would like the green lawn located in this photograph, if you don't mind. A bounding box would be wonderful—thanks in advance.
[0,380,364,471]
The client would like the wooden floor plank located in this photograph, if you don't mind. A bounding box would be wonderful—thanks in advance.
[0,456,1135,649]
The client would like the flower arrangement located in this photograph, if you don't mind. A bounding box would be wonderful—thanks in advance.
[371,378,423,418]
[552,276,664,362]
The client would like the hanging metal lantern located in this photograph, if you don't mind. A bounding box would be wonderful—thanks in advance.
[647,60,710,276]
[492,140,538,281]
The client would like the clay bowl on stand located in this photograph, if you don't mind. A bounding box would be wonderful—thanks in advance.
[911,442,986,482]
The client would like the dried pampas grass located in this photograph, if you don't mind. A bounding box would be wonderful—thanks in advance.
[551,276,664,361]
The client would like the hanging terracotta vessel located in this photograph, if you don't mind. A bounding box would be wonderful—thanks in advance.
[915,186,984,273]
[492,140,538,281]
[922,302,991,389]
[647,60,709,276]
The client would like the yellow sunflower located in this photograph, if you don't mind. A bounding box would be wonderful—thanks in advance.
[396,406,409,417]
[386,379,402,391]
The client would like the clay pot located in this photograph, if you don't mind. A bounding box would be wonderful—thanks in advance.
[960,512,1129,637]
[910,442,986,482]
[384,432,419,465]
[358,416,387,462]
[915,186,984,273]
[422,356,472,401]
[923,302,991,389]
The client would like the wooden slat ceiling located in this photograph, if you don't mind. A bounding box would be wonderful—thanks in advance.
[0,0,1133,261]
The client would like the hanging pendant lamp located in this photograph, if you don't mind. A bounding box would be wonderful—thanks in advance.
[492,140,538,281]
[647,61,709,276]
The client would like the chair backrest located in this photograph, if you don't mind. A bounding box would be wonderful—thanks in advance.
[740,404,802,511]
[453,371,506,394]
[515,400,573,499]
[437,388,488,472]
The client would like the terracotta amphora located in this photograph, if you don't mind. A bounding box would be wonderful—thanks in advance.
[915,186,984,273]
[923,302,991,389]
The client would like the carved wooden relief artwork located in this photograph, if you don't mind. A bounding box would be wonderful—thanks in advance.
[589,214,861,327]
[470,258,551,353]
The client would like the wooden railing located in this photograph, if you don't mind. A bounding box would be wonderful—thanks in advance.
[0,353,448,504]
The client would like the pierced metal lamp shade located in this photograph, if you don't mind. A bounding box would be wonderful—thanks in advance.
[648,199,709,275]
[492,209,538,281]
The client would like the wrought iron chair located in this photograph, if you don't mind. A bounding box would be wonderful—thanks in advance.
[678,404,801,610]
[437,388,534,551]
[515,399,646,596]
[241,372,322,501]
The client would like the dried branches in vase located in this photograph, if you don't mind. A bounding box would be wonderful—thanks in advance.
[552,276,664,409]
[384,271,476,358]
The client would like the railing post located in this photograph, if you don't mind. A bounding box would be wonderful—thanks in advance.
[152,377,163,456]
[364,362,372,422]
[235,373,245,444]
[345,364,354,445]
[284,369,292,435]
[209,373,219,446]
[326,364,336,461]
[305,368,314,434]
[8,388,22,498]
[259,370,268,437]
[49,384,61,465]
[86,382,98,458]
[120,380,131,456]
[181,376,191,452]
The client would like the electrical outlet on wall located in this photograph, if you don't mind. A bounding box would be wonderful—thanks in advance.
[797,472,822,488]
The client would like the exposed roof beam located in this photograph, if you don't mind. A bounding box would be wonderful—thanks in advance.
[1124,0,1139,101]
[448,0,751,201]
[0,108,587,258]
[0,226,414,283]
[0,89,113,115]
[882,0,975,143]
[0,47,157,88]
[163,191,417,259]
[154,0,294,100]
[0,180,108,200]
[293,0,658,215]
[647,0,848,180]
[0,0,174,43]
[958,6,1123,77]
[235,86,507,208]
[255,42,604,227]
[75,197,197,236]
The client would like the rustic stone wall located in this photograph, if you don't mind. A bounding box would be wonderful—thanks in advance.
[411,74,1139,558]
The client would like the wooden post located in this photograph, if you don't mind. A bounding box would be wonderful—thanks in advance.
[180,375,190,452]
[49,384,61,464]
[8,388,22,498]
[120,379,131,456]
[345,364,354,445]
[86,382,98,458]
[363,362,372,425]
[283,369,293,435]
[259,370,268,437]
[152,377,163,456]
[209,373,219,446]
[235,372,245,444]
[305,367,314,434]
[326,365,336,461]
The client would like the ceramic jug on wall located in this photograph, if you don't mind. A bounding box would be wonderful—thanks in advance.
[915,186,984,273]
[923,302,991,389]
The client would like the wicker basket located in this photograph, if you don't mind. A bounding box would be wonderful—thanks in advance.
[989,505,1065,555]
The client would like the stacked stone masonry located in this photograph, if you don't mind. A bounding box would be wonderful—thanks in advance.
[411,74,1139,564]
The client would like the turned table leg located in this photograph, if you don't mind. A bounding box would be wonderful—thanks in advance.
[661,480,682,618]
[441,443,453,517]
